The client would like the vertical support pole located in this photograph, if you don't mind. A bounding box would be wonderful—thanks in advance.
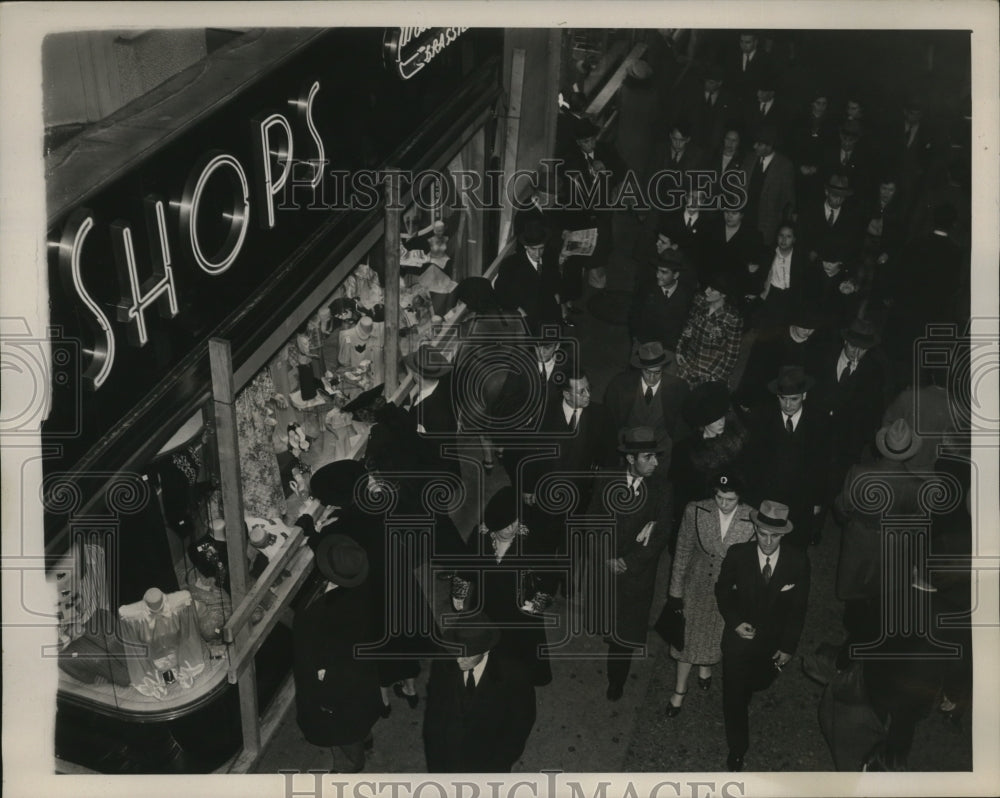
[383,170,402,393]
[498,47,526,252]
[460,126,486,277]
[208,337,260,758]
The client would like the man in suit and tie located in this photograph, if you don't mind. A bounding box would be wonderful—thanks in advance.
[522,368,618,557]
[587,427,673,701]
[604,341,690,445]
[743,69,788,149]
[797,174,865,266]
[744,123,796,247]
[811,318,894,510]
[821,120,873,199]
[690,62,735,152]
[423,613,537,772]
[654,188,715,274]
[726,32,772,105]
[628,253,697,354]
[493,214,563,328]
[403,344,460,481]
[743,366,830,547]
[715,500,810,771]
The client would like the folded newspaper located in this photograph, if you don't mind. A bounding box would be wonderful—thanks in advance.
[561,228,598,258]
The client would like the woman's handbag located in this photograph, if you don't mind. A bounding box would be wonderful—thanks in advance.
[653,596,686,651]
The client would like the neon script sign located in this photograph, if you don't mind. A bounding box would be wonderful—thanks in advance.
[383,27,469,80]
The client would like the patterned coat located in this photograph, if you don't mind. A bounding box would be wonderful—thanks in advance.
[668,499,755,664]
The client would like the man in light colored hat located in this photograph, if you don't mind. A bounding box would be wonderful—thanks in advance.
[586,427,673,701]
[423,611,536,772]
[715,499,810,771]
[604,340,689,443]
[831,417,924,671]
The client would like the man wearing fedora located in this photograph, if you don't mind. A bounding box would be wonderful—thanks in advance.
[832,418,925,671]
[822,119,872,197]
[423,612,537,772]
[586,427,673,701]
[493,212,562,329]
[687,62,736,152]
[715,500,810,771]
[797,174,865,266]
[402,343,461,481]
[292,534,383,773]
[744,123,796,247]
[743,366,830,547]
[812,317,893,509]
[604,341,689,444]
[627,252,696,354]
[735,301,825,410]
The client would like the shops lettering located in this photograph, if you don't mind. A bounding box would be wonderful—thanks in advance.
[52,80,328,390]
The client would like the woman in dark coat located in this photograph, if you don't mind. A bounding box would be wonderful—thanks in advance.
[662,473,755,716]
[451,486,554,687]
[668,381,749,531]
[292,534,383,773]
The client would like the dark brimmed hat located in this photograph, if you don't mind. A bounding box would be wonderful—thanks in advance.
[704,62,725,82]
[454,277,501,313]
[817,238,849,264]
[753,123,778,147]
[315,534,369,587]
[755,67,776,92]
[750,500,794,535]
[825,174,854,196]
[788,303,823,330]
[404,344,453,379]
[631,341,673,370]
[840,317,881,348]
[712,471,745,494]
[702,267,736,299]
[876,418,923,462]
[310,460,366,507]
[439,611,502,657]
[572,116,602,141]
[483,485,519,533]
[342,383,386,414]
[617,426,667,454]
[516,216,548,247]
[683,380,731,428]
[767,365,816,396]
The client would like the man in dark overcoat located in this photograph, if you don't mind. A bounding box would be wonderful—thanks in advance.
[292,534,383,773]
[604,341,689,445]
[715,500,810,771]
[423,613,536,772]
[586,427,673,701]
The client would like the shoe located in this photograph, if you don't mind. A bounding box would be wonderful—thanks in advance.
[665,690,687,718]
[483,459,495,474]
[561,316,576,327]
[379,703,392,719]
[606,682,624,701]
[393,682,419,709]
[726,752,745,772]
[697,675,712,692]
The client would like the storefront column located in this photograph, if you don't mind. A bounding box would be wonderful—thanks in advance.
[208,338,260,758]
[458,125,487,278]
[383,171,402,393]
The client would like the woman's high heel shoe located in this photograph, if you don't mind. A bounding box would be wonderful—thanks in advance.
[665,690,687,718]
[393,682,419,709]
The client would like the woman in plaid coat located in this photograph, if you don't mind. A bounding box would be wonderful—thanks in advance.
[676,270,744,388]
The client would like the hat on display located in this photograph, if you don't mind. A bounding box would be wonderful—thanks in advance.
[483,485,519,533]
[840,317,881,348]
[630,341,673,370]
[682,380,731,428]
[310,459,367,507]
[403,344,454,379]
[750,500,795,535]
[875,418,923,462]
[825,174,854,197]
[767,365,816,396]
[617,426,668,454]
[355,315,376,340]
[315,534,369,587]
[438,611,502,657]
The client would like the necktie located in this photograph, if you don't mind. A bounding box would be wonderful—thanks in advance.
[540,363,547,381]
[465,669,476,698]
[569,409,579,431]
[742,53,749,71]
[762,557,772,584]
[686,214,694,229]
[759,157,766,174]
[673,151,681,164]
[644,386,654,405]
[760,102,766,114]
[827,208,835,227]
[785,415,794,434]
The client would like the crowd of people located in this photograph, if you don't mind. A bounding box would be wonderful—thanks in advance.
[286,30,973,775]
